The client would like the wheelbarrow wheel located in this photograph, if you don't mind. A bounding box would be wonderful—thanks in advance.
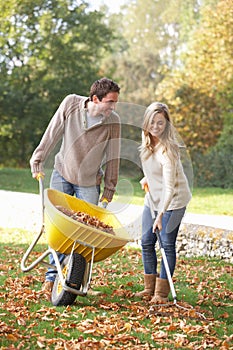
[51,253,86,306]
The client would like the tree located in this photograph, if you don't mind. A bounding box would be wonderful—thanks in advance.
[106,0,205,104]
[155,0,233,152]
[153,0,233,186]
[0,0,116,166]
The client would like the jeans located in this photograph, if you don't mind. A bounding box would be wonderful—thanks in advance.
[46,169,100,282]
[141,205,186,279]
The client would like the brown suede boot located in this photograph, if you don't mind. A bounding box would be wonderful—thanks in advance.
[150,277,170,303]
[134,274,157,298]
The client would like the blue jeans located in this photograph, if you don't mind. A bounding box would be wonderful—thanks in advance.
[46,169,100,282]
[141,205,186,279]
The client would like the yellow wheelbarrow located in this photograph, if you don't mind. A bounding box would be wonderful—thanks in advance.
[21,178,133,306]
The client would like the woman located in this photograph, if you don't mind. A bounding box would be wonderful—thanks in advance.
[135,102,192,303]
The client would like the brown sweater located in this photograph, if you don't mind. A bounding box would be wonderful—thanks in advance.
[30,94,121,201]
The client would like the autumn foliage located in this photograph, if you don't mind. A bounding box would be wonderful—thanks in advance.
[0,233,232,349]
[156,1,232,150]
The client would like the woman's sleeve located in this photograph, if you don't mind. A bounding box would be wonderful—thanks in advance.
[158,156,177,214]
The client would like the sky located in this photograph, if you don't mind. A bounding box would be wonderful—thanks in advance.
[88,0,127,13]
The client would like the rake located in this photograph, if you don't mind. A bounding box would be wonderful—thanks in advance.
[145,187,206,319]
[149,228,206,320]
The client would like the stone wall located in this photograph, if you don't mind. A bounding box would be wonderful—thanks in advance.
[177,223,233,264]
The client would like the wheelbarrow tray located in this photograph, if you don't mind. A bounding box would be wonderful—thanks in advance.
[44,189,133,263]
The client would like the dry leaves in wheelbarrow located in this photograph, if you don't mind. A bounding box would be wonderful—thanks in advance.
[56,205,115,234]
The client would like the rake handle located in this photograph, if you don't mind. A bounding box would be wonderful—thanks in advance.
[155,228,177,303]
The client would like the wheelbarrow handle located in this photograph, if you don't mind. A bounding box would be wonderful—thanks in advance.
[21,173,46,273]
[101,198,109,208]
[36,173,45,222]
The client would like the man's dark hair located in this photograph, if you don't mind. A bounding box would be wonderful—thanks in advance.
[89,77,120,101]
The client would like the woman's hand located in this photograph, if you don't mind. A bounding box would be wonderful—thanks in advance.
[140,177,148,191]
[153,213,163,232]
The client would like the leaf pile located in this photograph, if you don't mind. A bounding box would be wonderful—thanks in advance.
[0,229,232,349]
[55,205,115,235]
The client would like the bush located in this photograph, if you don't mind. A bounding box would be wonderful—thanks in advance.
[193,113,233,188]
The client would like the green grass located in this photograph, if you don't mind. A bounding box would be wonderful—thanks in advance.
[0,167,50,193]
[187,187,233,215]
[0,167,233,215]
[0,228,232,349]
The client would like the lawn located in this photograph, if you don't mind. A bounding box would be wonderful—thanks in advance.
[0,227,232,349]
[1,167,233,216]
[0,168,232,349]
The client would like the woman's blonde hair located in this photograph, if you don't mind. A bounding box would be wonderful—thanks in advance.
[139,102,179,161]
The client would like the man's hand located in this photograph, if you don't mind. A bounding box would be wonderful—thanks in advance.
[100,198,109,208]
[32,172,45,180]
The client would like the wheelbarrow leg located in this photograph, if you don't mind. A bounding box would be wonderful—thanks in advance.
[76,239,96,294]
[81,251,95,294]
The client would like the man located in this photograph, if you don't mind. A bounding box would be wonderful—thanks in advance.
[30,77,121,297]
